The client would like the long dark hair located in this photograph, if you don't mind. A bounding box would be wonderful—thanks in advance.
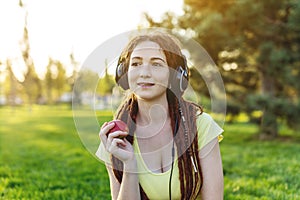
[111,31,203,199]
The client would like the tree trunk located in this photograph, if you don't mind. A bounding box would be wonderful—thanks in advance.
[259,70,278,139]
[260,108,278,140]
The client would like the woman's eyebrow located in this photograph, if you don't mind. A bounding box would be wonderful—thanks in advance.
[131,56,166,63]
[151,57,166,63]
[131,56,142,60]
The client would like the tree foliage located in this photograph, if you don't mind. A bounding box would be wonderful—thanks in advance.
[143,0,300,138]
[3,60,22,106]
[18,2,42,105]
[45,58,68,104]
[97,63,115,96]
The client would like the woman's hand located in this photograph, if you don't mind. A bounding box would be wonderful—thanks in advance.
[100,122,140,200]
[99,122,134,164]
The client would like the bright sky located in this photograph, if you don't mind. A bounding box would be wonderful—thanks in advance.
[0,0,184,79]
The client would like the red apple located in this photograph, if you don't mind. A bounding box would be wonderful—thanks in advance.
[105,120,128,139]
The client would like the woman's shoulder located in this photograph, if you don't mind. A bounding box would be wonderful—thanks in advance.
[196,112,214,127]
[196,112,224,149]
[197,112,213,119]
[183,101,214,127]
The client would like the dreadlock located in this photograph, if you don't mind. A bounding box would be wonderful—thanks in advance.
[167,89,203,200]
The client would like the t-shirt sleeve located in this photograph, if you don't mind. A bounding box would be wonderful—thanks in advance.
[197,112,224,150]
[95,142,111,164]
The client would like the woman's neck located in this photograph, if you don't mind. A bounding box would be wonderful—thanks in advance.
[136,95,170,127]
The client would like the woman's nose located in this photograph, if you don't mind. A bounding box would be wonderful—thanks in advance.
[139,64,151,77]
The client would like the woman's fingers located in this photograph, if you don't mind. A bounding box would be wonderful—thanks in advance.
[106,131,127,149]
[98,121,132,162]
[107,130,128,139]
[99,122,115,144]
[108,138,127,151]
[101,121,108,129]
[107,138,134,162]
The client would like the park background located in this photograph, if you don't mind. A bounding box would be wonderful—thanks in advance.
[1,0,300,199]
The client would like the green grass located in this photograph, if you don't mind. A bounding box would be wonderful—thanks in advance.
[0,105,300,199]
[222,123,300,199]
[0,105,111,199]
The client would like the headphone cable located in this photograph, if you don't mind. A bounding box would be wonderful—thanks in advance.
[169,140,175,200]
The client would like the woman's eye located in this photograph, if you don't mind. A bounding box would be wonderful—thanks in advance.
[152,62,163,67]
[131,62,141,67]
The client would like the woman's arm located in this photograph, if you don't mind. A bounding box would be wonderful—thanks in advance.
[106,165,120,200]
[100,122,141,200]
[106,160,140,200]
[199,138,224,200]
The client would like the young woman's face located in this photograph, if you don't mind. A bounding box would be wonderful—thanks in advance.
[128,41,169,101]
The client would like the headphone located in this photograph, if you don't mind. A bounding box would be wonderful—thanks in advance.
[115,53,189,96]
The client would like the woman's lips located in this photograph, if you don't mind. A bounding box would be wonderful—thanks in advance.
[137,82,155,88]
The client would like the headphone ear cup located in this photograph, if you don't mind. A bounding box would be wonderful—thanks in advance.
[169,55,189,96]
[115,62,129,90]
[176,65,189,91]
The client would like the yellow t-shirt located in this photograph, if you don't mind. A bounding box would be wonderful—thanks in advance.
[95,112,223,199]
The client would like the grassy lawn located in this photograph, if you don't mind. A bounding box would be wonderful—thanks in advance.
[1,105,300,199]
[0,105,111,200]
[222,123,300,199]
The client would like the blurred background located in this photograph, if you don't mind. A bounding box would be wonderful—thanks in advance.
[0,0,299,199]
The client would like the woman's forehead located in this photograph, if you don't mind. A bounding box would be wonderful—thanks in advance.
[131,41,166,58]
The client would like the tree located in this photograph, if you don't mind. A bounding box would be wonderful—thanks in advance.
[45,57,69,104]
[3,60,21,106]
[19,1,42,106]
[45,57,55,104]
[97,61,115,96]
[143,0,300,139]
[72,68,99,105]
[53,60,67,100]
[68,52,80,105]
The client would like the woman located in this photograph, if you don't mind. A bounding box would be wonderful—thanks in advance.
[96,31,224,200]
